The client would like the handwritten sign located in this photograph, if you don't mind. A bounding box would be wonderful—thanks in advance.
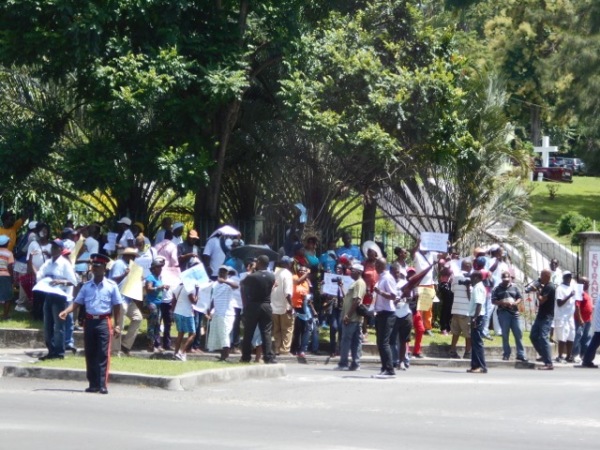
[322,272,354,296]
[120,261,145,302]
[181,263,211,294]
[420,232,449,253]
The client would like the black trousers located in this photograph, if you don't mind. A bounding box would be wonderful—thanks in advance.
[438,282,454,332]
[375,311,396,373]
[84,317,111,390]
[241,302,275,363]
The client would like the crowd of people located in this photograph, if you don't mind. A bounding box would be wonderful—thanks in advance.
[1,210,599,389]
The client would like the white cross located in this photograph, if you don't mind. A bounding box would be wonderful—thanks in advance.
[534,136,558,167]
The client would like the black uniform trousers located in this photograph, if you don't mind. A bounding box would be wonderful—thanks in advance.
[241,302,275,363]
[84,317,112,389]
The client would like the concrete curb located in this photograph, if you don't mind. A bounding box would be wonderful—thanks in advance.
[2,363,287,391]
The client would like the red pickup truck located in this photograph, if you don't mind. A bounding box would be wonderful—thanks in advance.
[532,166,573,183]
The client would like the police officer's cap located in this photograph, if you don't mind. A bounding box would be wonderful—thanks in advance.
[90,253,111,266]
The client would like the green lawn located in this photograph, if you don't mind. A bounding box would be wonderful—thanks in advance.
[528,175,600,244]
[36,356,240,376]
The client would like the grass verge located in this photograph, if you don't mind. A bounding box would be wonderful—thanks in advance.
[528,176,600,244]
[35,356,241,376]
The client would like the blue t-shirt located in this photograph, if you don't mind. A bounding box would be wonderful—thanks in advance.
[336,245,362,261]
[319,251,337,273]
[145,273,163,306]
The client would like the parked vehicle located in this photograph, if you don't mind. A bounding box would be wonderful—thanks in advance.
[560,157,586,175]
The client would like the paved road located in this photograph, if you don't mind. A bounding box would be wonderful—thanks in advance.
[1,363,599,449]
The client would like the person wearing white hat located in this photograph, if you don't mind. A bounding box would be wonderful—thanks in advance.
[334,262,366,371]
[555,271,577,363]
[116,217,135,249]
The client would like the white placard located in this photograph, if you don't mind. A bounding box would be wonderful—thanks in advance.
[103,232,118,252]
[181,263,211,294]
[32,277,68,297]
[322,272,353,296]
[420,232,449,253]
[575,283,584,301]
[193,282,214,313]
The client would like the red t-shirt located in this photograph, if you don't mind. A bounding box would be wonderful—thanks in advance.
[362,261,379,306]
[576,291,593,323]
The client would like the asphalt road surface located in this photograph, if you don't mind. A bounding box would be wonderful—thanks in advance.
[1,363,599,450]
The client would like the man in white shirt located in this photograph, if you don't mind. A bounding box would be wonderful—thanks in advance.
[554,271,576,362]
[203,233,230,280]
[372,258,397,378]
[36,239,78,360]
[390,263,413,371]
[467,271,487,373]
[116,217,135,249]
[271,256,294,355]
[449,260,473,359]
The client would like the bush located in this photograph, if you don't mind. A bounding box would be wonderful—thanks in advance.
[571,217,594,245]
[557,212,588,236]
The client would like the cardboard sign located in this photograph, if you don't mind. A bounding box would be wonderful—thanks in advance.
[322,272,354,296]
[420,232,449,253]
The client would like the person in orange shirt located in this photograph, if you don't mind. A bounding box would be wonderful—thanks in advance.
[0,210,25,253]
[290,265,312,358]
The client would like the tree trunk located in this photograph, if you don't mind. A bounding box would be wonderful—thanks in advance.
[361,198,377,243]
[530,104,541,145]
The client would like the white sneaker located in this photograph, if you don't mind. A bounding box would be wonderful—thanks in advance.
[15,306,28,313]
[181,353,187,362]
[174,352,183,361]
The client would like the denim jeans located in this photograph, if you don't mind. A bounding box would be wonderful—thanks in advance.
[497,309,525,358]
[530,315,553,365]
[338,321,361,368]
[573,321,592,358]
[64,310,75,348]
[391,313,412,365]
[375,311,396,373]
[192,311,205,350]
[582,332,600,365]
[43,293,68,357]
[291,317,312,354]
[471,315,487,370]
[481,294,492,337]
[329,309,342,355]
[160,302,173,349]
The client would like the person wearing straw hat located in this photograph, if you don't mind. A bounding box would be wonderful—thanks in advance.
[110,247,141,355]
[60,253,122,394]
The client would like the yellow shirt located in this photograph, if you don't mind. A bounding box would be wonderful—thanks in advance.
[0,218,24,253]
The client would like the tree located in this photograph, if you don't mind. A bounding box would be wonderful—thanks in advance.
[280,0,472,239]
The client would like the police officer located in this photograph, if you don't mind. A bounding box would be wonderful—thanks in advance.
[60,253,122,394]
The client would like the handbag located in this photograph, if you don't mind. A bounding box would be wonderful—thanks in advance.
[356,303,372,317]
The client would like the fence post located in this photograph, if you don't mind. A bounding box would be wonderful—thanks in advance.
[577,231,600,301]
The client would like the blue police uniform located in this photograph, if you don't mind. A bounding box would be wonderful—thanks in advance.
[74,276,122,392]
